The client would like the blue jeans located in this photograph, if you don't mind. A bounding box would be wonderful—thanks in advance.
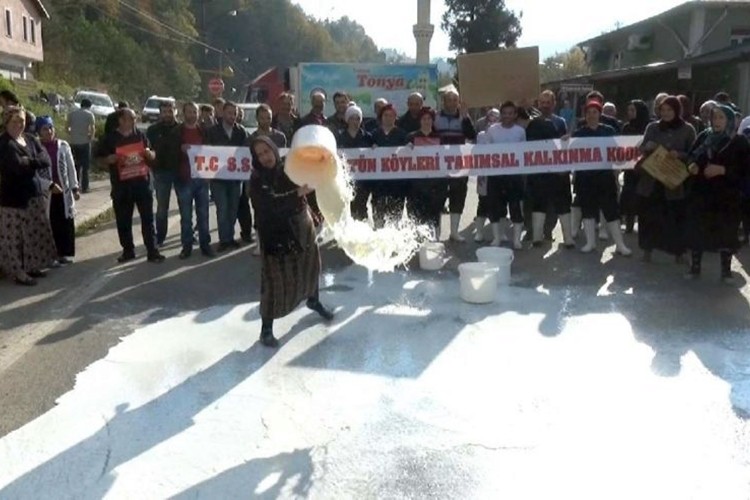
[210,180,241,244]
[176,178,211,251]
[153,169,179,245]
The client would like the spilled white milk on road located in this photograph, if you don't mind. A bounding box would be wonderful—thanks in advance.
[0,267,748,499]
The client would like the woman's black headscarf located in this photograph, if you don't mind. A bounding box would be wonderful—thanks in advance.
[628,99,650,134]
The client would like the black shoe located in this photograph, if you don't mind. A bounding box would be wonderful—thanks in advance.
[532,241,543,248]
[14,275,37,286]
[179,248,192,260]
[230,240,241,249]
[147,251,166,263]
[260,326,279,348]
[28,269,47,278]
[306,298,335,321]
[201,247,216,258]
[217,242,231,253]
[241,233,254,244]
[117,251,136,263]
[58,257,73,265]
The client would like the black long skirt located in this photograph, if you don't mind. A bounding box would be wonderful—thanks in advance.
[50,193,75,257]
[637,188,687,256]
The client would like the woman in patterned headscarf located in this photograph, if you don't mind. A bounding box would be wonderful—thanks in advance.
[685,105,750,283]
[248,135,335,347]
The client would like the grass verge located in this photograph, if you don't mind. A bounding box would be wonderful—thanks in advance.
[75,207,115,237]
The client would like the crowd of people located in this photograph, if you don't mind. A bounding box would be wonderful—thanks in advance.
[0,84,748,344]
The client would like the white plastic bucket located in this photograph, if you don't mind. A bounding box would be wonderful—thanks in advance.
[419,242,446,271]
[476,247,514,285]
[458,262,499,304]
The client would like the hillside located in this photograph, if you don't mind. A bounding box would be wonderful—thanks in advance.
[35,0,385,103]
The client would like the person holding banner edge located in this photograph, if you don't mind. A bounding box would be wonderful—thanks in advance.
[435,89,477,242]
[407,106,443,237]
[163,101,214,259]
[573,100,632,256]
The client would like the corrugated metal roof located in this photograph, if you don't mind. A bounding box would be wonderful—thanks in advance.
[579,0,750,46]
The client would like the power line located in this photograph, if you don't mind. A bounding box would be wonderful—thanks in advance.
[117,0,252,80]
[90,4,189,45]
[117,0,221,54]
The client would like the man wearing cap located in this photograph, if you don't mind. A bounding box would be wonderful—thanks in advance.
[475,108,500,133]
[434,89,477,241]
[397,93,425,134]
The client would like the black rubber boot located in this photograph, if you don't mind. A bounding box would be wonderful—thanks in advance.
[260,319,278,348]
[307,298,334,321]
[685,250,702,279]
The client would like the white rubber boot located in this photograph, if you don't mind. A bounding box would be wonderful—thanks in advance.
[558,213,575,248]
[512,223,524,250]
[581,219,597,253]
[450,213,465,242]
[571,206,582,239]
[608,220,632,256]
[531,212,545,246]
[490,222,503,247]
[474,216,487,242]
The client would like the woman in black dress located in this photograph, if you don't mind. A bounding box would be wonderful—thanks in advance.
[685,105,750,283]
[0,106,55,285]
[637,96,696,263]
[406,107,443,237]
[248,136,334,347]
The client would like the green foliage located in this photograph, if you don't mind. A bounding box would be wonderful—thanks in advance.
[441,0,523,54]
[540,47,590,83]
[37,0,385,105]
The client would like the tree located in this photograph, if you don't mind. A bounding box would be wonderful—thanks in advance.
[441,0,522,54]
[539,47,590,83]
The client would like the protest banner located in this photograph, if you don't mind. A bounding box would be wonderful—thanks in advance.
[189,136,643,181]
[187,145,253,181]
[457,47,540,108]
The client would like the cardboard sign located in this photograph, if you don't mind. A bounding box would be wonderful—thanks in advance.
[116,142,149,181]
[640,145,690,189]
[457,47,540,108]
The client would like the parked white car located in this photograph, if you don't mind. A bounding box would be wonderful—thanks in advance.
[73,90,115,119]
[141,95,176,124]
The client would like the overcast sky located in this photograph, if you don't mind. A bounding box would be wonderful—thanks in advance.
[292,0,687,59]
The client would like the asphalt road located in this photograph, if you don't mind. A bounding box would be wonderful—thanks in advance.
[1,185,749,498]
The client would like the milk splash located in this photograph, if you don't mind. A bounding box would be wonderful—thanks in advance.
[285,126,431,273]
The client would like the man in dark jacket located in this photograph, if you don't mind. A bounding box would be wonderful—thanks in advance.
[434,89,477,241]
[97,108,164,264]
[396,92,424,134]
[147,100,180,246]
[206,101,249,252]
